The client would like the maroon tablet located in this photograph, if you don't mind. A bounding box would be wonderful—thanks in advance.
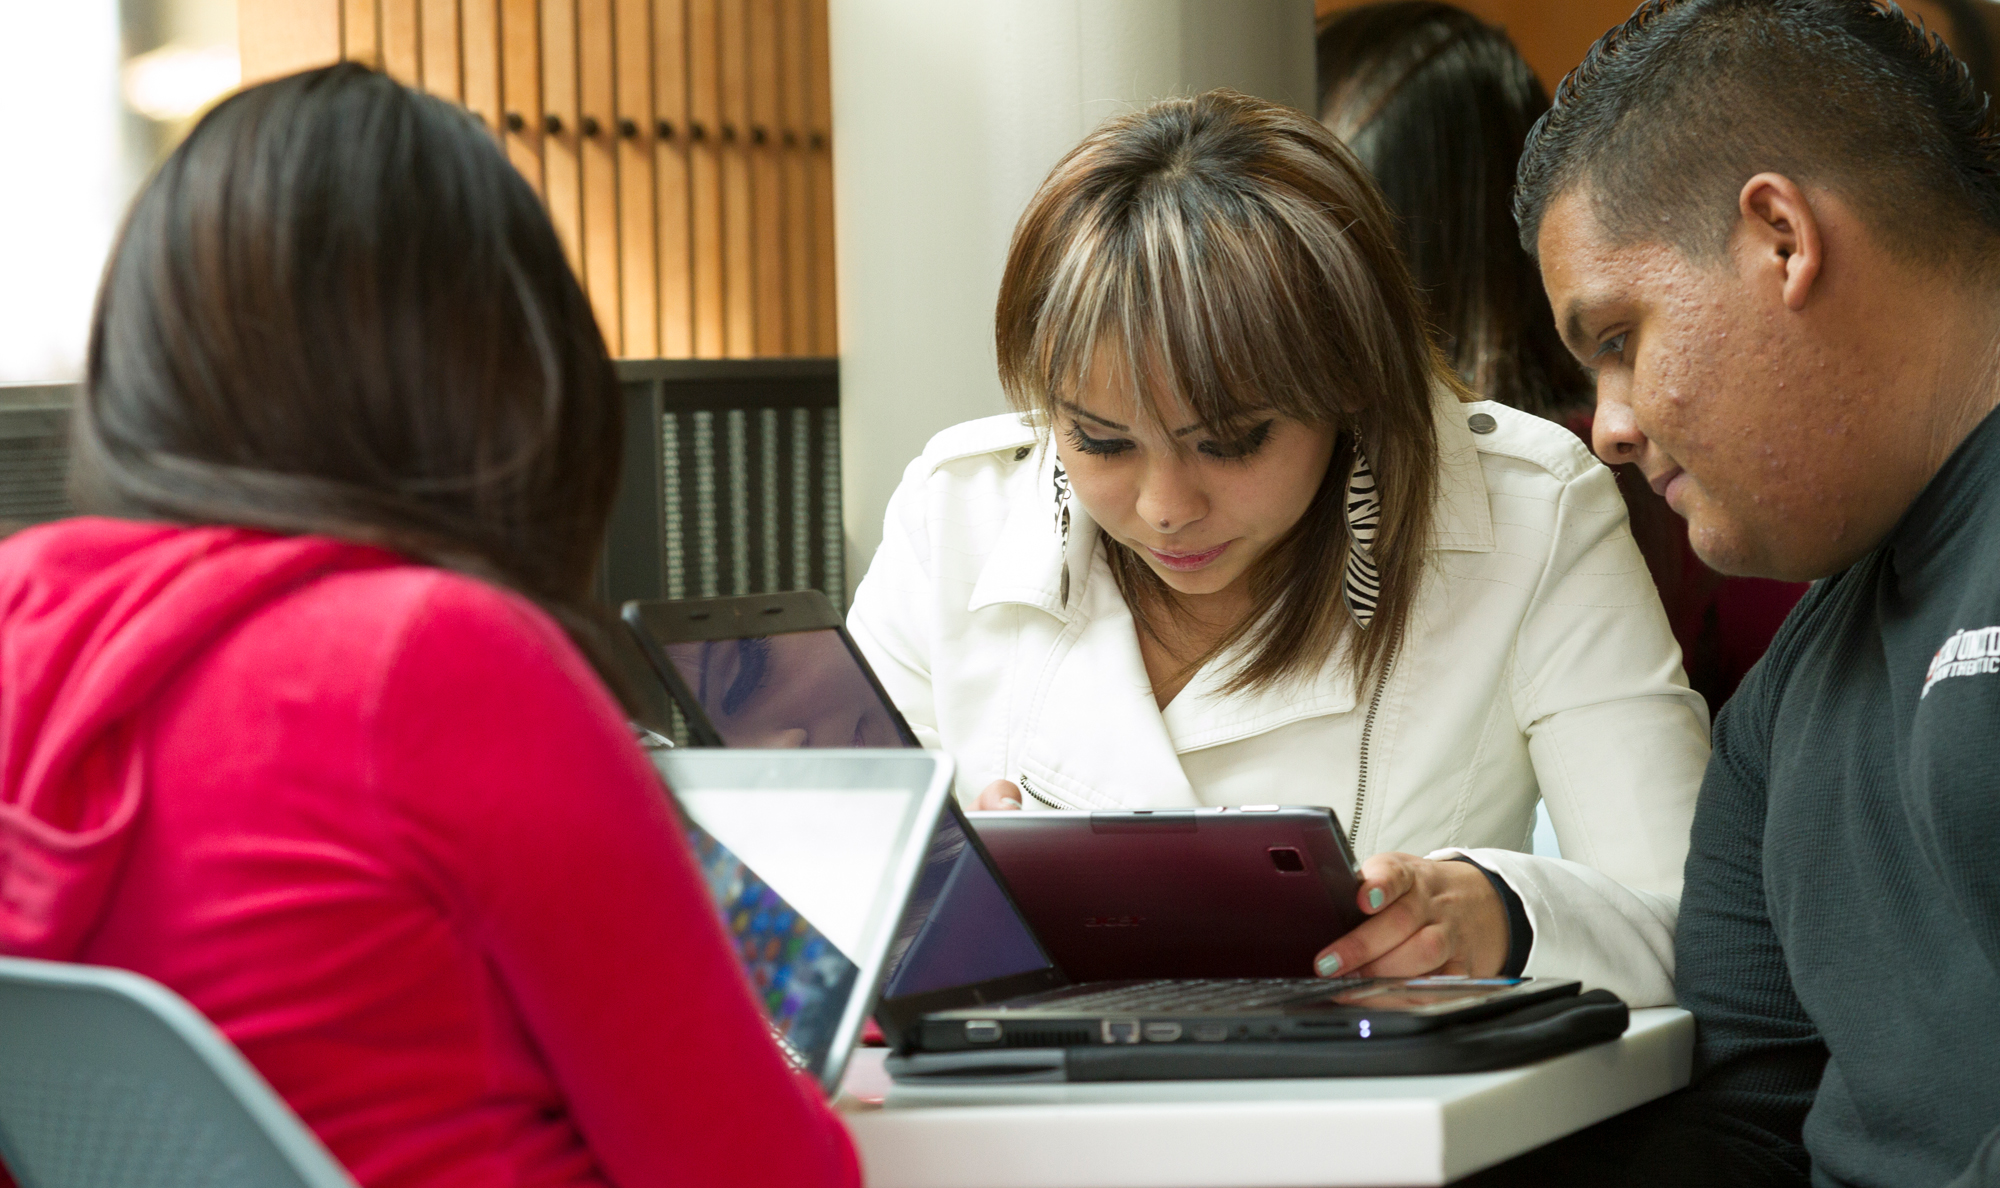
[966,806,1370,981]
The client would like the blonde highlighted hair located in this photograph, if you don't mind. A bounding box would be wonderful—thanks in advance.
[995,89,1454,691]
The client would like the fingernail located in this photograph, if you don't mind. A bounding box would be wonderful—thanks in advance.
[1368,887,1385,911]
[1000,797,1021,809]
[1315,953,1343,977]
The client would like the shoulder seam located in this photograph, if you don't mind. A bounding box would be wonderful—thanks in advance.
[916,413,1042,473]
[1466,402,1599,484]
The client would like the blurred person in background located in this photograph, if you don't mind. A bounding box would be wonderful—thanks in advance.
[0,64,857,1188]
[1317,1,1807,711]
[1909,0,2000,95]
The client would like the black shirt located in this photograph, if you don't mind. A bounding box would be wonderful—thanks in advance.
[1487,406,2000,1188]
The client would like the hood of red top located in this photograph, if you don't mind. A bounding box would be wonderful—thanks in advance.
[0,517,392,958]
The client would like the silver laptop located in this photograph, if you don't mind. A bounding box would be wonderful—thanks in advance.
[648,748,952,1095]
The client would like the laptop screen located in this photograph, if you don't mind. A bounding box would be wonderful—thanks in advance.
[663,631,910,748]
[879,801,1054,1000]
[683,823,857,1073]
[655,750,950,1095]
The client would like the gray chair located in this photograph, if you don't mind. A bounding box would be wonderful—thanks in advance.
[0,956,357,1188]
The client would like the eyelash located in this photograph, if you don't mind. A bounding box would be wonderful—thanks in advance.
[1063,419,1275,461]
[1199,420,1274,461]
[1065,424,1135,457]
[1593,332,1629,362]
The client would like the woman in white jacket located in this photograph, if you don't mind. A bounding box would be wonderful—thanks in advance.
[847,91,1707,1006]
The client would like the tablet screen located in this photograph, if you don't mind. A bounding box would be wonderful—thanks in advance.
[684,823,857,1072]
[665,755,944,1090]
[663,631,907,748]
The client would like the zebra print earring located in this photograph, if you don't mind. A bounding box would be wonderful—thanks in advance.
[1053,456,1073,606]
[1342,446,1381,628]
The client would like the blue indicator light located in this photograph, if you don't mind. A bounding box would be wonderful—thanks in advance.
[1358,1019,1372,1038]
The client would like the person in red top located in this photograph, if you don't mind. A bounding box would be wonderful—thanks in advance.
[0,64,859,1188]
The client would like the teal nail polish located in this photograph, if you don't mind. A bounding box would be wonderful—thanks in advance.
[1368,887,1385,911]
[1315,952,1344,977]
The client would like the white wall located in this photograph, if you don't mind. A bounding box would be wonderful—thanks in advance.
[828,0,1316,589]
[0,0,124,382]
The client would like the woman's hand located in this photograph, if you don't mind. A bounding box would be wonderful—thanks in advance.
[1312,852,1510,979]
[973,779,1025,810]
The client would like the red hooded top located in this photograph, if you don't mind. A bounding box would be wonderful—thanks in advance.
[0,517,859,1188]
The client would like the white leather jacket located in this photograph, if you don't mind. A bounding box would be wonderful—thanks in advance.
[847,391,1710,1006]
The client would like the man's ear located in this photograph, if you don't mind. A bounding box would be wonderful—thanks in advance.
[1738,173,1822,311]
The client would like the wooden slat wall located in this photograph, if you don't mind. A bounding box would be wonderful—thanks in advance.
[541,0,584,275]
[421,0,464,100]
[381,0,422,86]
[717,0,755,357]
[804,0,835,358]
[462,1,502,132]
[614,0,657,356]
[240,0,837,360]
[686,0,727,359]
[341,1,379,68]
[748,0,786,356]
[239,0,341,81]
[779,0,813,356]
[579,0,622,339]
[500,0,544,193]
[653,0,694,358]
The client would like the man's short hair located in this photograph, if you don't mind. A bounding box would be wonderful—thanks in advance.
[1514,0,2000,267]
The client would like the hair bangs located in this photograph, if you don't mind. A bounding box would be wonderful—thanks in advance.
[994,89,1447,694]
[1019,175,1378,446]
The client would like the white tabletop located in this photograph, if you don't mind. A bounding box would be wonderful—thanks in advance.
[836,1006,1692,1188]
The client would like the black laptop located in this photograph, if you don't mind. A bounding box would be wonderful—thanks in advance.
[871,795,1627,1082]
[623,593,1628,1082]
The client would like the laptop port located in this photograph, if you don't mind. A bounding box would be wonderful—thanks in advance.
[963,1019,1002,1044]
[1192,1023,1229,1042]
[1102,1019,1142,1044]
[1142,1022,1183,1043]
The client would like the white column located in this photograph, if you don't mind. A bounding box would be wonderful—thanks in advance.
[828,0,1316,589]
[0,1,123,382]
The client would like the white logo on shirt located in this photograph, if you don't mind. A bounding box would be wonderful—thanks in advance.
[1922,625,2000,698]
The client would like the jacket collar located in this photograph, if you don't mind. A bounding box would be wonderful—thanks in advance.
[1430,386,1495,553]
[967,435,1094,622]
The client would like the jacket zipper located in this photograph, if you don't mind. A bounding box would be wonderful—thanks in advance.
[1016,773,1072,809]
[1350,634,1402,848]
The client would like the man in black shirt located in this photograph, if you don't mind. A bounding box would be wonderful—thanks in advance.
[1491,1,2000,1185]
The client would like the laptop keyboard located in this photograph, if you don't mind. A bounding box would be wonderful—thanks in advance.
[1031,977,1365,1014]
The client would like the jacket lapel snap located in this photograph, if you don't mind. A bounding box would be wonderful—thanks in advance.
[967,441,1085,621]
[1432,386,1495,553]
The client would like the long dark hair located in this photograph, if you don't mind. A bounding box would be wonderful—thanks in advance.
[1319,3,1588,418]
[75,63,636,707]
